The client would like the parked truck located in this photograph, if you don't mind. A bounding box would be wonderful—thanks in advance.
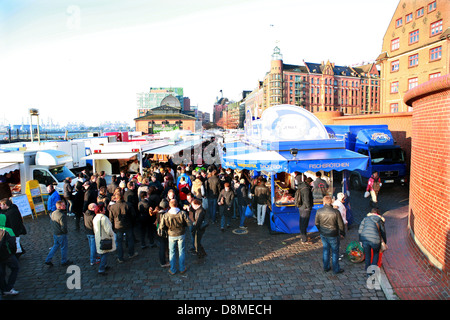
[325,125,407,190]
[0,148,77,196]
[0,140,87,170]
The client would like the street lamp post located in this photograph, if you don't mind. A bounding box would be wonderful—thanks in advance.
[29,108,41,144]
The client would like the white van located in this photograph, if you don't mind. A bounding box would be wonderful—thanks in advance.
[0,149,77,196]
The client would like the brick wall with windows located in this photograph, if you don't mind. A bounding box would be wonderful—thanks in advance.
[377,0,449,114]
[404,74,450,273]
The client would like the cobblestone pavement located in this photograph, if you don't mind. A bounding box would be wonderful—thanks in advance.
[5,185,409,301]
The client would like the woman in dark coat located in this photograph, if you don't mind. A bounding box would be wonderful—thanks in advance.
[72,183,85,231]
[0,198,27,256]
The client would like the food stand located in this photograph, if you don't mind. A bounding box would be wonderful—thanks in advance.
[221,104,369,234]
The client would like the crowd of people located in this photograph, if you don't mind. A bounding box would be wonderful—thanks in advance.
[43,163,270,277]
[0,160,387,296]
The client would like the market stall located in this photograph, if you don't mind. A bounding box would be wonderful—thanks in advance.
[221,104,369,234]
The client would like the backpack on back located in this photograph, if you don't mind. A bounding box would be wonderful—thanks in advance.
[0,229,16,262]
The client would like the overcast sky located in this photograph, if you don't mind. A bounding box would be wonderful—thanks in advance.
[0,0,398,127]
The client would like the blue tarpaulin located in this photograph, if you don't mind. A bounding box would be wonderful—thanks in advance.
[222,142,368,173]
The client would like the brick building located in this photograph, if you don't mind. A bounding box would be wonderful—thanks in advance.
[253,46,380,119]
[376,0,449,113]
[134,95,198,133]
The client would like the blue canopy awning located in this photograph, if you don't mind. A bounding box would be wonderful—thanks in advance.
[221,142,368,173]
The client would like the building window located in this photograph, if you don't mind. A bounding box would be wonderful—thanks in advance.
[430,46,442,61]
[390,103,399,113]
[429,72,441,80]
[430,20,443,36]
[391,38,400,51]
[390,81,399,93]
[406,13,413,23]
[391,60,399,72]
[408,77,418,90]
[428,1,436,13]
[416,7,424,18]
[396,17,403,28]
[409,30,419,44]
[408,54,419,67]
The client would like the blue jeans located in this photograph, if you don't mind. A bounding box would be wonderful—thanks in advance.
[115,229,135,260]
[220,205,231,229]
[221,213,231,229]
[207,198,218,222]
[362,241,380,271]
[45,234,68,264]
[86,234,98,264]
[239,205,246,227]
[168,234,186,274]
[98,253,108,273]
[232,197,239,218]
[320,235,341,273]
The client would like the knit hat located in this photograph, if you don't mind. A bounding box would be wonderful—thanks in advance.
[337,192,345,201]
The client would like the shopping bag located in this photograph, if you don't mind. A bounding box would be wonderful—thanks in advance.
[244,205,253,218]
[15,237,22,254]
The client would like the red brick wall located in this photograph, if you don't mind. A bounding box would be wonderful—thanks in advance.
[404,74,450,272]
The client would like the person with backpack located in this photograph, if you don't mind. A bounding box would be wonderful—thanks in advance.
[0,214,19,296]
[0,198,27,254]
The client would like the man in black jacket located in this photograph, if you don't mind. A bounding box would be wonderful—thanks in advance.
[109,193,138,263]
[63,177,74,216]
[295,175,314,242]
[81,181,97,231]
[191,199,207,259]
[315,196,345,274]
[206,170,221,223]
[124,181,139,243]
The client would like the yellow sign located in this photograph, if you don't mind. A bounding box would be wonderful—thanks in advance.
[25,180,47,217]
